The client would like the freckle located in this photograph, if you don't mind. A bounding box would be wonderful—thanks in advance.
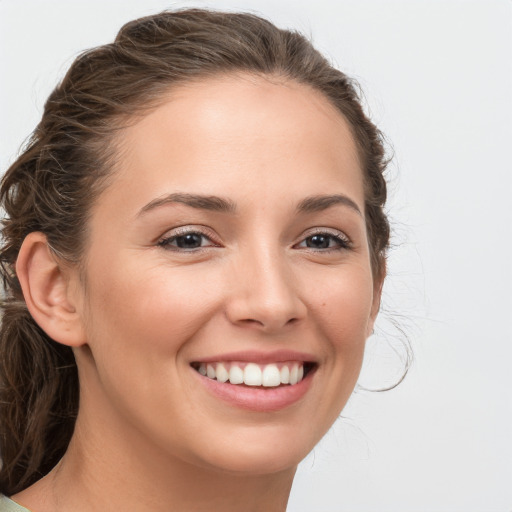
[321,302,326,307]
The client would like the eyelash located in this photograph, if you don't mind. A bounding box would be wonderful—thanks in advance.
[295,230,351,252]
[157,228,351,252]
[157,227,218,251]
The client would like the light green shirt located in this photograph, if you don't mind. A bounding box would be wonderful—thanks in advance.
[0,496,31,512]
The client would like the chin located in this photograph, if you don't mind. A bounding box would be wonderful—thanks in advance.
[187,425,318,476]
[201,448,303,476]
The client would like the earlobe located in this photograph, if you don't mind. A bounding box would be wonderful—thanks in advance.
[16,232,86,347]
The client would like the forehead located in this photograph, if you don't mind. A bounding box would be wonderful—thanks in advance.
[106,74,365,213]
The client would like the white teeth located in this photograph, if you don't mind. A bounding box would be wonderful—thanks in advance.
[216,363,229,383]
[197,361,307,387]
[229,365,244,385]
[289,364,299,385]
[262,364,281,387]
[206,364,216,379]
[244,363,262,386]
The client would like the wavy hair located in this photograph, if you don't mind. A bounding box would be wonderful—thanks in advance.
[0,8,390,495]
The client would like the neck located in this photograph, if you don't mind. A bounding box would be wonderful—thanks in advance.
[14,413,296,512]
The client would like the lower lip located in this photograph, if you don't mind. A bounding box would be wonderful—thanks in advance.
[194,369,314,412]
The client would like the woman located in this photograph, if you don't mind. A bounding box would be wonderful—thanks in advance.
[0,9,389,511]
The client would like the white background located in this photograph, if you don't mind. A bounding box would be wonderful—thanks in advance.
[1,1,511,511]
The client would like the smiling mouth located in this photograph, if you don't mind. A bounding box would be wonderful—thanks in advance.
[191,361,316,388]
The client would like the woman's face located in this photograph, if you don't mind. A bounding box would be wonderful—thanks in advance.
[73,74,381,475]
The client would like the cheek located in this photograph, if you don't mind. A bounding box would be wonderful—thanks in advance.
[311,264,375,348]
[82,254,222,370]
[77,255,224,447]
[308,264,374,395]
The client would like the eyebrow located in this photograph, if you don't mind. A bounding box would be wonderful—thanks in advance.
[296,194,362,216]
[137,192,237,217]
[137,192,361,218]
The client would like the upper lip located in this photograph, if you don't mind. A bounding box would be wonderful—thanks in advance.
[190,349,317,365]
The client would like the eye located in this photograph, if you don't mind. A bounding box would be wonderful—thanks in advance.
[295,231,351,251]
[158,229,217,251]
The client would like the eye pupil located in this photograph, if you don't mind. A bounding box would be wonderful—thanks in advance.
[307,235,330,249]
[176,233,203,248]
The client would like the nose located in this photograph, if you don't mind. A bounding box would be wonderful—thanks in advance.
[224,248,307,333]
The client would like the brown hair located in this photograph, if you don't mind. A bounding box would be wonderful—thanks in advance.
[0,9,390,495]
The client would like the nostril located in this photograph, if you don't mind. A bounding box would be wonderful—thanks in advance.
[238,318,265,327]
[235,315,300,331]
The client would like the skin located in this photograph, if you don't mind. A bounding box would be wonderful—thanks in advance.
[14,74,383,512]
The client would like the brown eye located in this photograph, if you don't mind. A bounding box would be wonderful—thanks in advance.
[306,234,331,249]
[158,232,214,250]
[174,233,204,249]
[296,232,350,251]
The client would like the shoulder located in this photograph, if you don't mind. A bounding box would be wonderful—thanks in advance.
[0,496,31,512]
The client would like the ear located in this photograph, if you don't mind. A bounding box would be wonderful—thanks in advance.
[366,260,386,337]
[16,232,87,347]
